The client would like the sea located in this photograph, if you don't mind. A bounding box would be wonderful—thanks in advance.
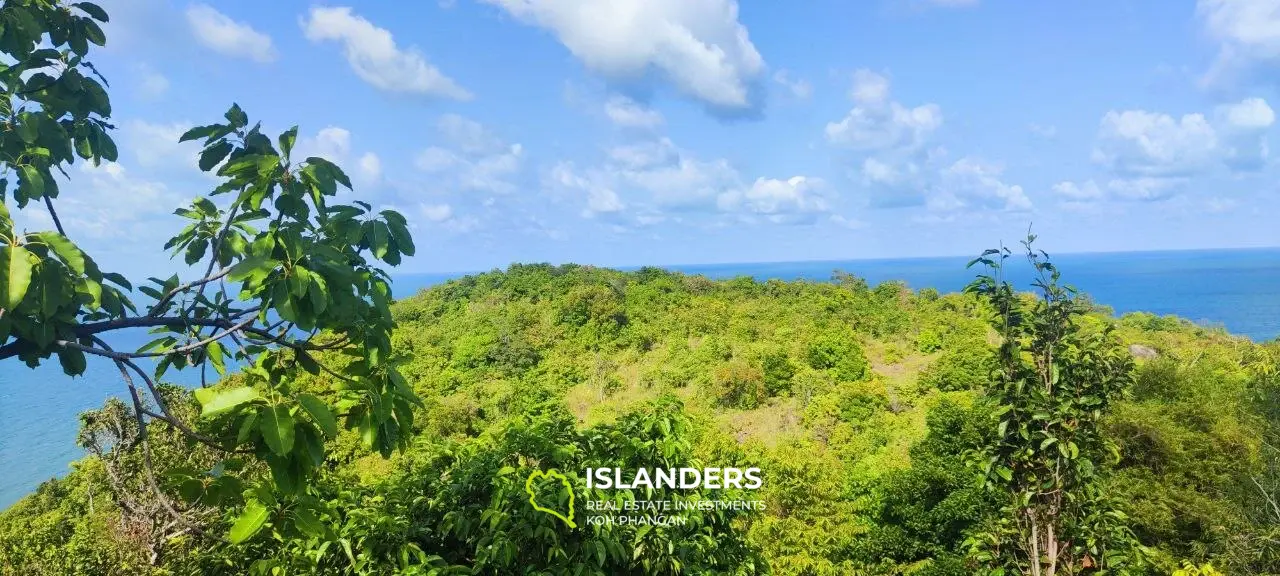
[2,248,1279,509]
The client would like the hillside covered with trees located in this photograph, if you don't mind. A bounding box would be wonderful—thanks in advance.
[3,255,1278,575]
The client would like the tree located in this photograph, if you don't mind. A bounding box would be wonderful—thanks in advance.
[963,232,1147,575]
[0,0,417,548]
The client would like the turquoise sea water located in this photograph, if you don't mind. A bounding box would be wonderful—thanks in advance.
[3,248,1279,508]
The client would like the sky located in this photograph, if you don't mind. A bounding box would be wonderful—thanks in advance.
[13,0,1280,277]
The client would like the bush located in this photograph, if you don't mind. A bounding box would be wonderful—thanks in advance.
[806,329,870,382]
[710,359,768,409]
[760,347,797,395]
[916,329,943,353]
[918,347,993,391]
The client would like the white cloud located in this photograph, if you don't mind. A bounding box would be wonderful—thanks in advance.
[1106,177,1185,201]
[302,6,471,100]
[717,176,829,223]
[825,70,957,209]
[1052,180,1104,201]
[933,158,1031,212]
[122,120,196,169]
[826,70,942,152]
[358,153,382,181]
[1198,0,1280,83]
[1089,98,1274,201]
[414,202,479,233]
[420,203,454,222]
[1215,97,1275,169]
[1093,109,1218,176]
[477,0,765,111]
[414,115,524,194]
[136,64,169,99]
[604,96,665,129]
[550,162,626,217]
[848,69,890,106]
[548,136,823,224]
[186,4,277,63]
[772,69,812,99]
[294,126,383,186]
[38,163,183,242]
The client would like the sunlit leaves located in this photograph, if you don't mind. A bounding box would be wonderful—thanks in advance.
[0,245,33,309]
[195,386,262,419]
[229,499,271,544]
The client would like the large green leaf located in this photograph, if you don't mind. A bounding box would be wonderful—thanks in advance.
[259,404,296,456]
[228,499,270,544]
[298,393,338,438]
[196,386,261,419]
[34,232,98,277]
[1,246,34,309]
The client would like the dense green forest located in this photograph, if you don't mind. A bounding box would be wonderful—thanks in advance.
[3,255,1278,574]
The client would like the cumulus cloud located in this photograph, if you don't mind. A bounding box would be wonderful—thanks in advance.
[1088,98,1274,201]
[1093,110,1219,176]
[414,114,524,195]
[824,70,985,211]
[549,162,627,217]
[604,96,665,129]
[302,6,471,100]
[1052,180,1104,201]
[1215,97,1276,169]
[932,158,1031,212]
[826,70,942,155]
[477,0,766,111]
[717,176,829,224]
[186,4,277,63]
[547,136,824,224]
[1198,0,1280,83]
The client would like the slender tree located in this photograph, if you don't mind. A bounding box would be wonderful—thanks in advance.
[963,232,1147,575]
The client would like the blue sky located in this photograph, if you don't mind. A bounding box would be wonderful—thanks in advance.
[16,0,1280,277]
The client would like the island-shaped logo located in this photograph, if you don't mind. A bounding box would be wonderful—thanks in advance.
[525,469,577,528]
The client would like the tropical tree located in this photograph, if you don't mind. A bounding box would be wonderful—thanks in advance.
[0,0,416,549]
[963,232,1147,575]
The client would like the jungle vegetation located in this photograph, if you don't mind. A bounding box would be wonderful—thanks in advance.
[1,1,1278,574]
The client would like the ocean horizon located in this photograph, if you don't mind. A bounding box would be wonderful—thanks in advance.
[3,247,1279,509]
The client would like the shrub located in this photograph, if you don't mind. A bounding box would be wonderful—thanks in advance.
[918,347,993,391]
[710,359,768,409]
[806,329,870,382]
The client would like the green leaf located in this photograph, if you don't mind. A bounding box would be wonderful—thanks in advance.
[207,340,227,376]
[278,126,298,158]
[388,221,415,257]
[225,103,248,128]
[82,19,106,46]
[229,499,270,544]
[34,232,98,278]
[370,221,390,259]
[199,141,233,172]
[20,165,45,199]
[1,246,34,309]
[197,386,261,419]
[74,2,110,22]
[259,405,296,456]
[179,124,221,143]
[298,393,338,438]
[57,348,87,376]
